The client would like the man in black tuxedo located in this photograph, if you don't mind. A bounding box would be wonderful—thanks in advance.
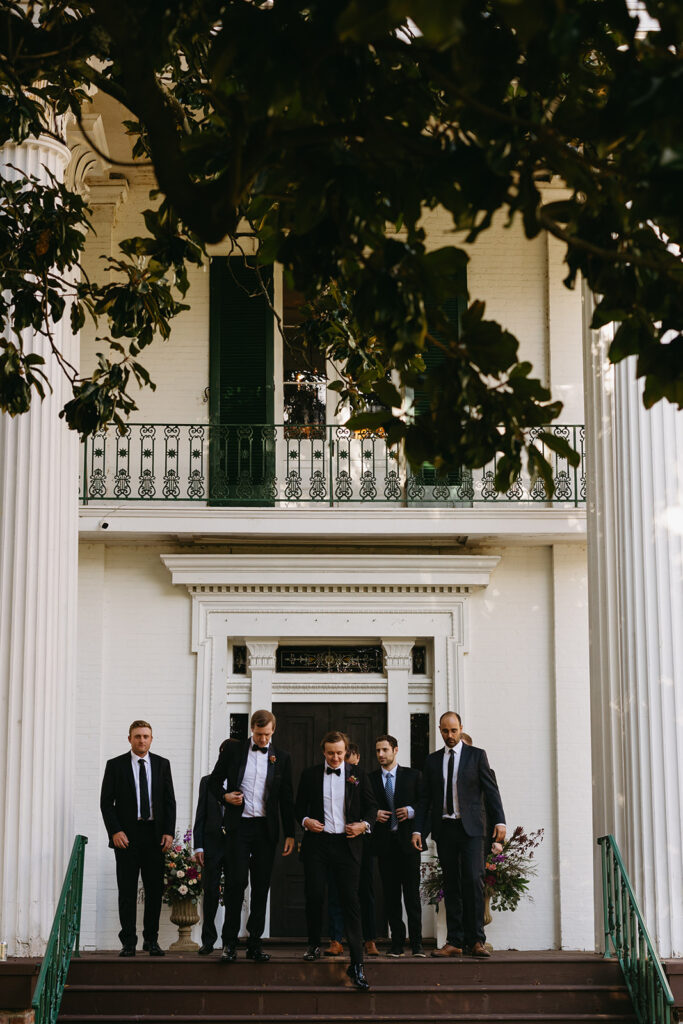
[209,710,295,963]
[193,739,236,954]
[296,730,377,992]
[369,734,424,957]
[413,712,505,959]
[100,719,176,957]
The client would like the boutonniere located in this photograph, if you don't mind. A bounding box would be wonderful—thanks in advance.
[269,754,277,764]
[347,775,359,786]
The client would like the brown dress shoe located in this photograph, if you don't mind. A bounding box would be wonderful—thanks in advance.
[364,940,380,957]
[431,943,463,957]
[324,940,344,956]
[468,941,491,958]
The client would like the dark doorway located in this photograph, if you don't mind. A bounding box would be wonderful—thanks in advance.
[269,701,387,937]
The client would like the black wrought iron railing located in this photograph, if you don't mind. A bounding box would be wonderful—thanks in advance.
[598,834,675,1024]
[80,423,586,507]
[78,421,581,505]
[31,835,88,1024]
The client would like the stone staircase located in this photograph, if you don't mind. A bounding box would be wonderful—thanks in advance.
[56,946,637,1024]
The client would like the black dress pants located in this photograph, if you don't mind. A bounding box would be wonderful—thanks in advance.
[114,821,164,947]
[377,833,422,947]
[222,818,275,946]
[303,834,364,963]
[200,846,225,948]
[436,819,485,947]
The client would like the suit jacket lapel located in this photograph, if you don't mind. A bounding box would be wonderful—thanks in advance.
[125,753,137,806]
[343,762,356,820]
[264,745,276,804]
[149,753,160,820]
[237,741,250,788]
[456,741,471,802]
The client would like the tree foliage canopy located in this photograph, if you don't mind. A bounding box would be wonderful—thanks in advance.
[0,0,681,489]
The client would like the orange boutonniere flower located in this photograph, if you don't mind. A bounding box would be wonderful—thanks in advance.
[269,754,277,764]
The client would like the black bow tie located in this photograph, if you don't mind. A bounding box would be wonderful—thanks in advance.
[326,767,341,776]
[252,744,268,753]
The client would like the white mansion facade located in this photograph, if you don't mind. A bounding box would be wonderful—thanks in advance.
[0,96,680,958]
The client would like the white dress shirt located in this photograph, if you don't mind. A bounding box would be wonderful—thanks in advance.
[323,767,347,833]
[130,750,154,820]
[382,764,415,830]
[241,742,269,818]
[442,741,462,819]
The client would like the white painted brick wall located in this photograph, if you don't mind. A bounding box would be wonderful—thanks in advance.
[466,545,592,949]
[76,541,592,950]
[79,191,587,427]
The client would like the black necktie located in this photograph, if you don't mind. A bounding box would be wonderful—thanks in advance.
[446,749,455,816]
[139,759,151,820]
[326,767,341,776]
[252,744,268,753]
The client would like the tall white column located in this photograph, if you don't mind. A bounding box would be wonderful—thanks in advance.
[382,640,414,757]
[0,137,80,954]
[582,288,683,956]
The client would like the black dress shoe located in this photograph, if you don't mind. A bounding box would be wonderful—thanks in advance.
[387,945,405,957]
[198,944,214,955]
[147,942,165,956]
[303,945,321,961]
[412,944,426,957]
[119,946,136,957]
[346,962,370,991]
[246,946,270,962]
[221,944,237,962]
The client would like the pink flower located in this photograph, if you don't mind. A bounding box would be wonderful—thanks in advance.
[347,775,359,786]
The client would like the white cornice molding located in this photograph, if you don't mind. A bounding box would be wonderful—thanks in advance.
[160,553,500,590]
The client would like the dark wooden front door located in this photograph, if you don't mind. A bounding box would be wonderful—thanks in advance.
[269,701,387,937]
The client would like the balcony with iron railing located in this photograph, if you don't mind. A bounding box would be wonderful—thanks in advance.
[80,423,586,509]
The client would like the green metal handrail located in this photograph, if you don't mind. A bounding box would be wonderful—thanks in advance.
[31,835,88,1024]
[598,834,675,1024]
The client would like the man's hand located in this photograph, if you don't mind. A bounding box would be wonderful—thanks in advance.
[345,821,367,838]
[282,837,295,856]
[396,807,411,821]
[493,825,506,844]
[161,834,174,852]
[376,809,391,823]
[112,831,129,849]
[225,790,244,806]
[194,851,205,867]
[303,817,324,832]
[411,833,423,851]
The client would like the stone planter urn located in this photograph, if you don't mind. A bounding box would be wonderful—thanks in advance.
[168,897,200,952]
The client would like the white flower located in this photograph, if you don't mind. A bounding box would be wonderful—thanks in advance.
[178,884,188,895]
[189,878,196,884]
[176,870,185,878]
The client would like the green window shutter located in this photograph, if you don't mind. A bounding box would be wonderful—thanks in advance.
[209,256,274,425]
[208,256,275,505]
[414,275,467,418]
[413,271,467,489]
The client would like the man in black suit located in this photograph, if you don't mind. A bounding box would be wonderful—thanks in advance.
[193,739,236,954]
[100,719,176,957]
[413,712,505,959]
[209,710,295,963]
[369,734,424,958]
[296,730,377,991]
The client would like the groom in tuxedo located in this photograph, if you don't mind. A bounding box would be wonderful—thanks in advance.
[100,720,176,957]
[413,712,505,958]
[209,709,295,962]
[296,730,377,991]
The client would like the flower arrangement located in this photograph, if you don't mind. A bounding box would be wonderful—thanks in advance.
[420,826,544,914]
[163,829,202,906]
[347,774,359,786]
